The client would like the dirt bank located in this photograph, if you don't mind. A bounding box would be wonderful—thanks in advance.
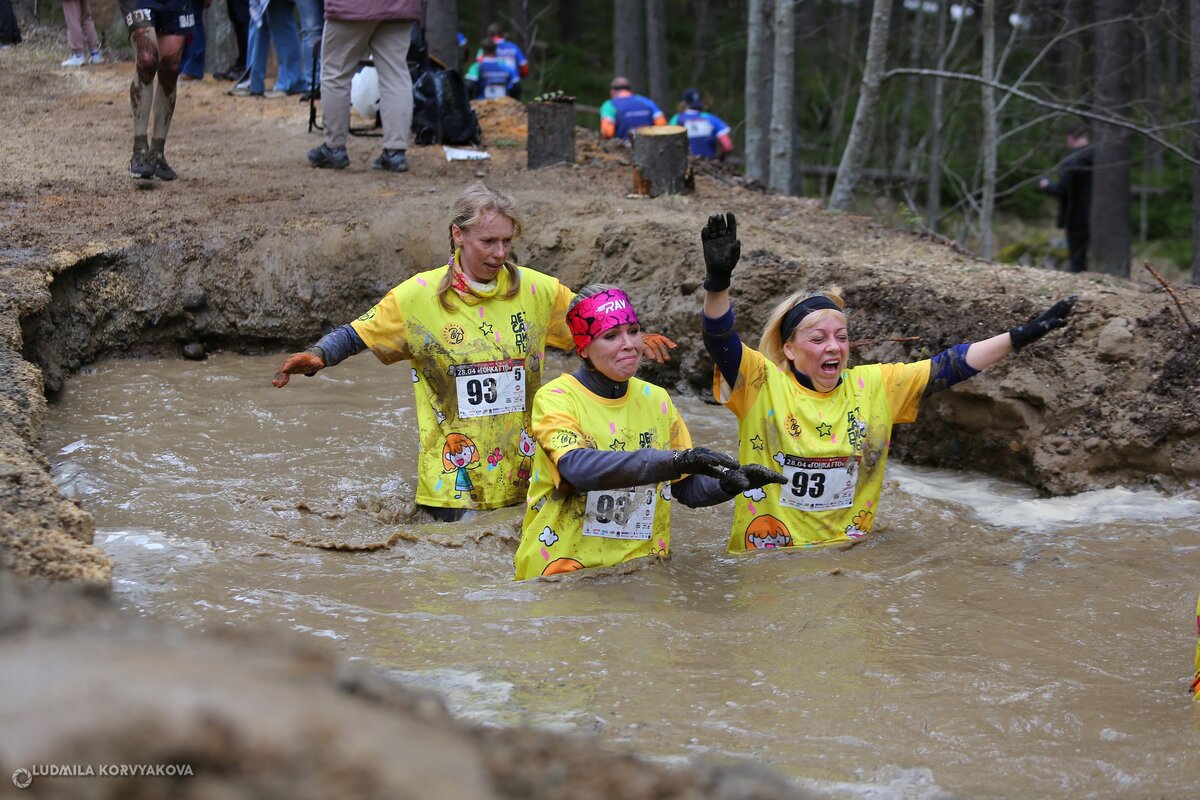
[1,25,1199,797]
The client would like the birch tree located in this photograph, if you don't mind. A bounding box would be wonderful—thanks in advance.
[829,0,893,211]
[979,0,997,259]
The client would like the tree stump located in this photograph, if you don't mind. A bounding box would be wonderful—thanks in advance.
[631,125,693,197]
[526,102,576,169]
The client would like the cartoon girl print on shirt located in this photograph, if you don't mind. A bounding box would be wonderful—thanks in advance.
[745,514,793,550]
[442,433,480,499]
[516,428,536,484]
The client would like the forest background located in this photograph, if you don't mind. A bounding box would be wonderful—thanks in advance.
[27,0,1200,283]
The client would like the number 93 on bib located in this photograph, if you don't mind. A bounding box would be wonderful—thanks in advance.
[582,486,658,540]
[452,359,526,419]
[778,455,858,512]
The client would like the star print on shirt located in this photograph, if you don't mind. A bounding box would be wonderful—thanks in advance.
[478,321,494,336]
[817,422,832,437]
[750,435,765,450]
[608,439,626,451]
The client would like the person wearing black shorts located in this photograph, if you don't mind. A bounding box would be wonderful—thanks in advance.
[119,0,207,180]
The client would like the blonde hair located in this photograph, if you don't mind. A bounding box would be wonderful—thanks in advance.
[437,183,524,310]
[757,289,847,368]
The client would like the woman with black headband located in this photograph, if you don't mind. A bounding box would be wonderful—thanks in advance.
[513,284,783,580]
[697,212,1077,553]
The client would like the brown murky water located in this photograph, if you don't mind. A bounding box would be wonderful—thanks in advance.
[43,353,1200,799]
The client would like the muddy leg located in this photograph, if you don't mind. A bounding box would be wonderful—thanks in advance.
[128,27,158,178]
[149,33,185,181]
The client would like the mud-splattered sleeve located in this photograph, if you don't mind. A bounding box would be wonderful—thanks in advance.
[879,360,931,423]
[349,283,414,365]
[544,281,576,352]
[530,383,587,489]
[714,343,768,419]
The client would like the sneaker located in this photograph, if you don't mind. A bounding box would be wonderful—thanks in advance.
[227,82,262,97]
[151,152,176,181]
[179,73,202,82]
[89,49,102,64]
[298,87,320,102]
[130,148,154,179]
[308,143,349,169]
[61,52,85,67]
[263,89,288,99]
[372,149,408,173]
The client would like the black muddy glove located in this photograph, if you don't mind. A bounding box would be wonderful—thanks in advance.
[673,447,739,482]
[701,212,741,292]
[1009,295,1077,350]
[725,463,787,494]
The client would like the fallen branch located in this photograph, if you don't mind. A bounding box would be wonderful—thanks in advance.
[1142,261,1196,334]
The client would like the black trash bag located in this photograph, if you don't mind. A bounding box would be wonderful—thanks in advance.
[411,69,440,145]
[431,69,481,146]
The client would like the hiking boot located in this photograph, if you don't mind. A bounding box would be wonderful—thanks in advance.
[130,147,154,179]
[151,152,176,181]
[61,52,85,67]
[308,143,349,169]
[372,149,408,173]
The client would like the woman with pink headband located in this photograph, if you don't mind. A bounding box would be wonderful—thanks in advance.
[513,284,783,580]
[697,211,1077,554]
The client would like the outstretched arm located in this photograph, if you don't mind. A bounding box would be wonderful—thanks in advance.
[924,296,1078,396]
[271,324,366,387]
[700,212,744,385]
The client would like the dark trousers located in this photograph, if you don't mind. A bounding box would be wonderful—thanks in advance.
[226,0,250,72]
[1066,227,1089,273]
[0,0,21,45]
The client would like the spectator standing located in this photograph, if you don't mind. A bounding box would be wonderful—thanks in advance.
[599,76,665,141]
[669,87,733,160]
[122,0,208,180]
[1037,127,1093,273]
[464,37,518,100]
[179,0,206,80]
[295,0,323,100]
[213,0,249,80]
[229,0,308,97]
[0,0,20,47]
[60,0,102,66]
[307,0,424,172]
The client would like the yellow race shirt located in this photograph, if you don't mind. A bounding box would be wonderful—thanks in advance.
[513,373,692,580]
[1193,593,1199,701]
[350,260,574,510]
[716,344,929,553]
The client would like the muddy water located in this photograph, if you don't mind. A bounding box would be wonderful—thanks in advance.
[43,353,1200,799]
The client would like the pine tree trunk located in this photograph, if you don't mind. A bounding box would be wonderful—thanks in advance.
[1090,0,1133,277]
[744,0,774,185]
[1191,0,1200,284]
[614,0,646,92]
[645,0,669,110]
[893,1,926,177]
[558,0,580,45]
[426,0,459,72]
[767,0,796,195]
[689,0,712,87]
[829,0,893,212]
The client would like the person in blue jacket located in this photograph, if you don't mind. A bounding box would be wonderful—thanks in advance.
[464,37,519,100]
[669,88,733,160]
[599,76,665,141]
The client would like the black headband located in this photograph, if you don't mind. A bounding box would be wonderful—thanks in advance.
[780,296,842,340]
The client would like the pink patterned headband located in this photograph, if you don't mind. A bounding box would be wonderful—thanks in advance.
[566,289,640,355]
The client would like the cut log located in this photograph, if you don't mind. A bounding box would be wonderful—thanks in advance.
[631,125,693,197]
[526,102,576,170]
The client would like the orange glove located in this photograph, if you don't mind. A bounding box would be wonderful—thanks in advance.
[641,333,677,364]
[272,352,325,387]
